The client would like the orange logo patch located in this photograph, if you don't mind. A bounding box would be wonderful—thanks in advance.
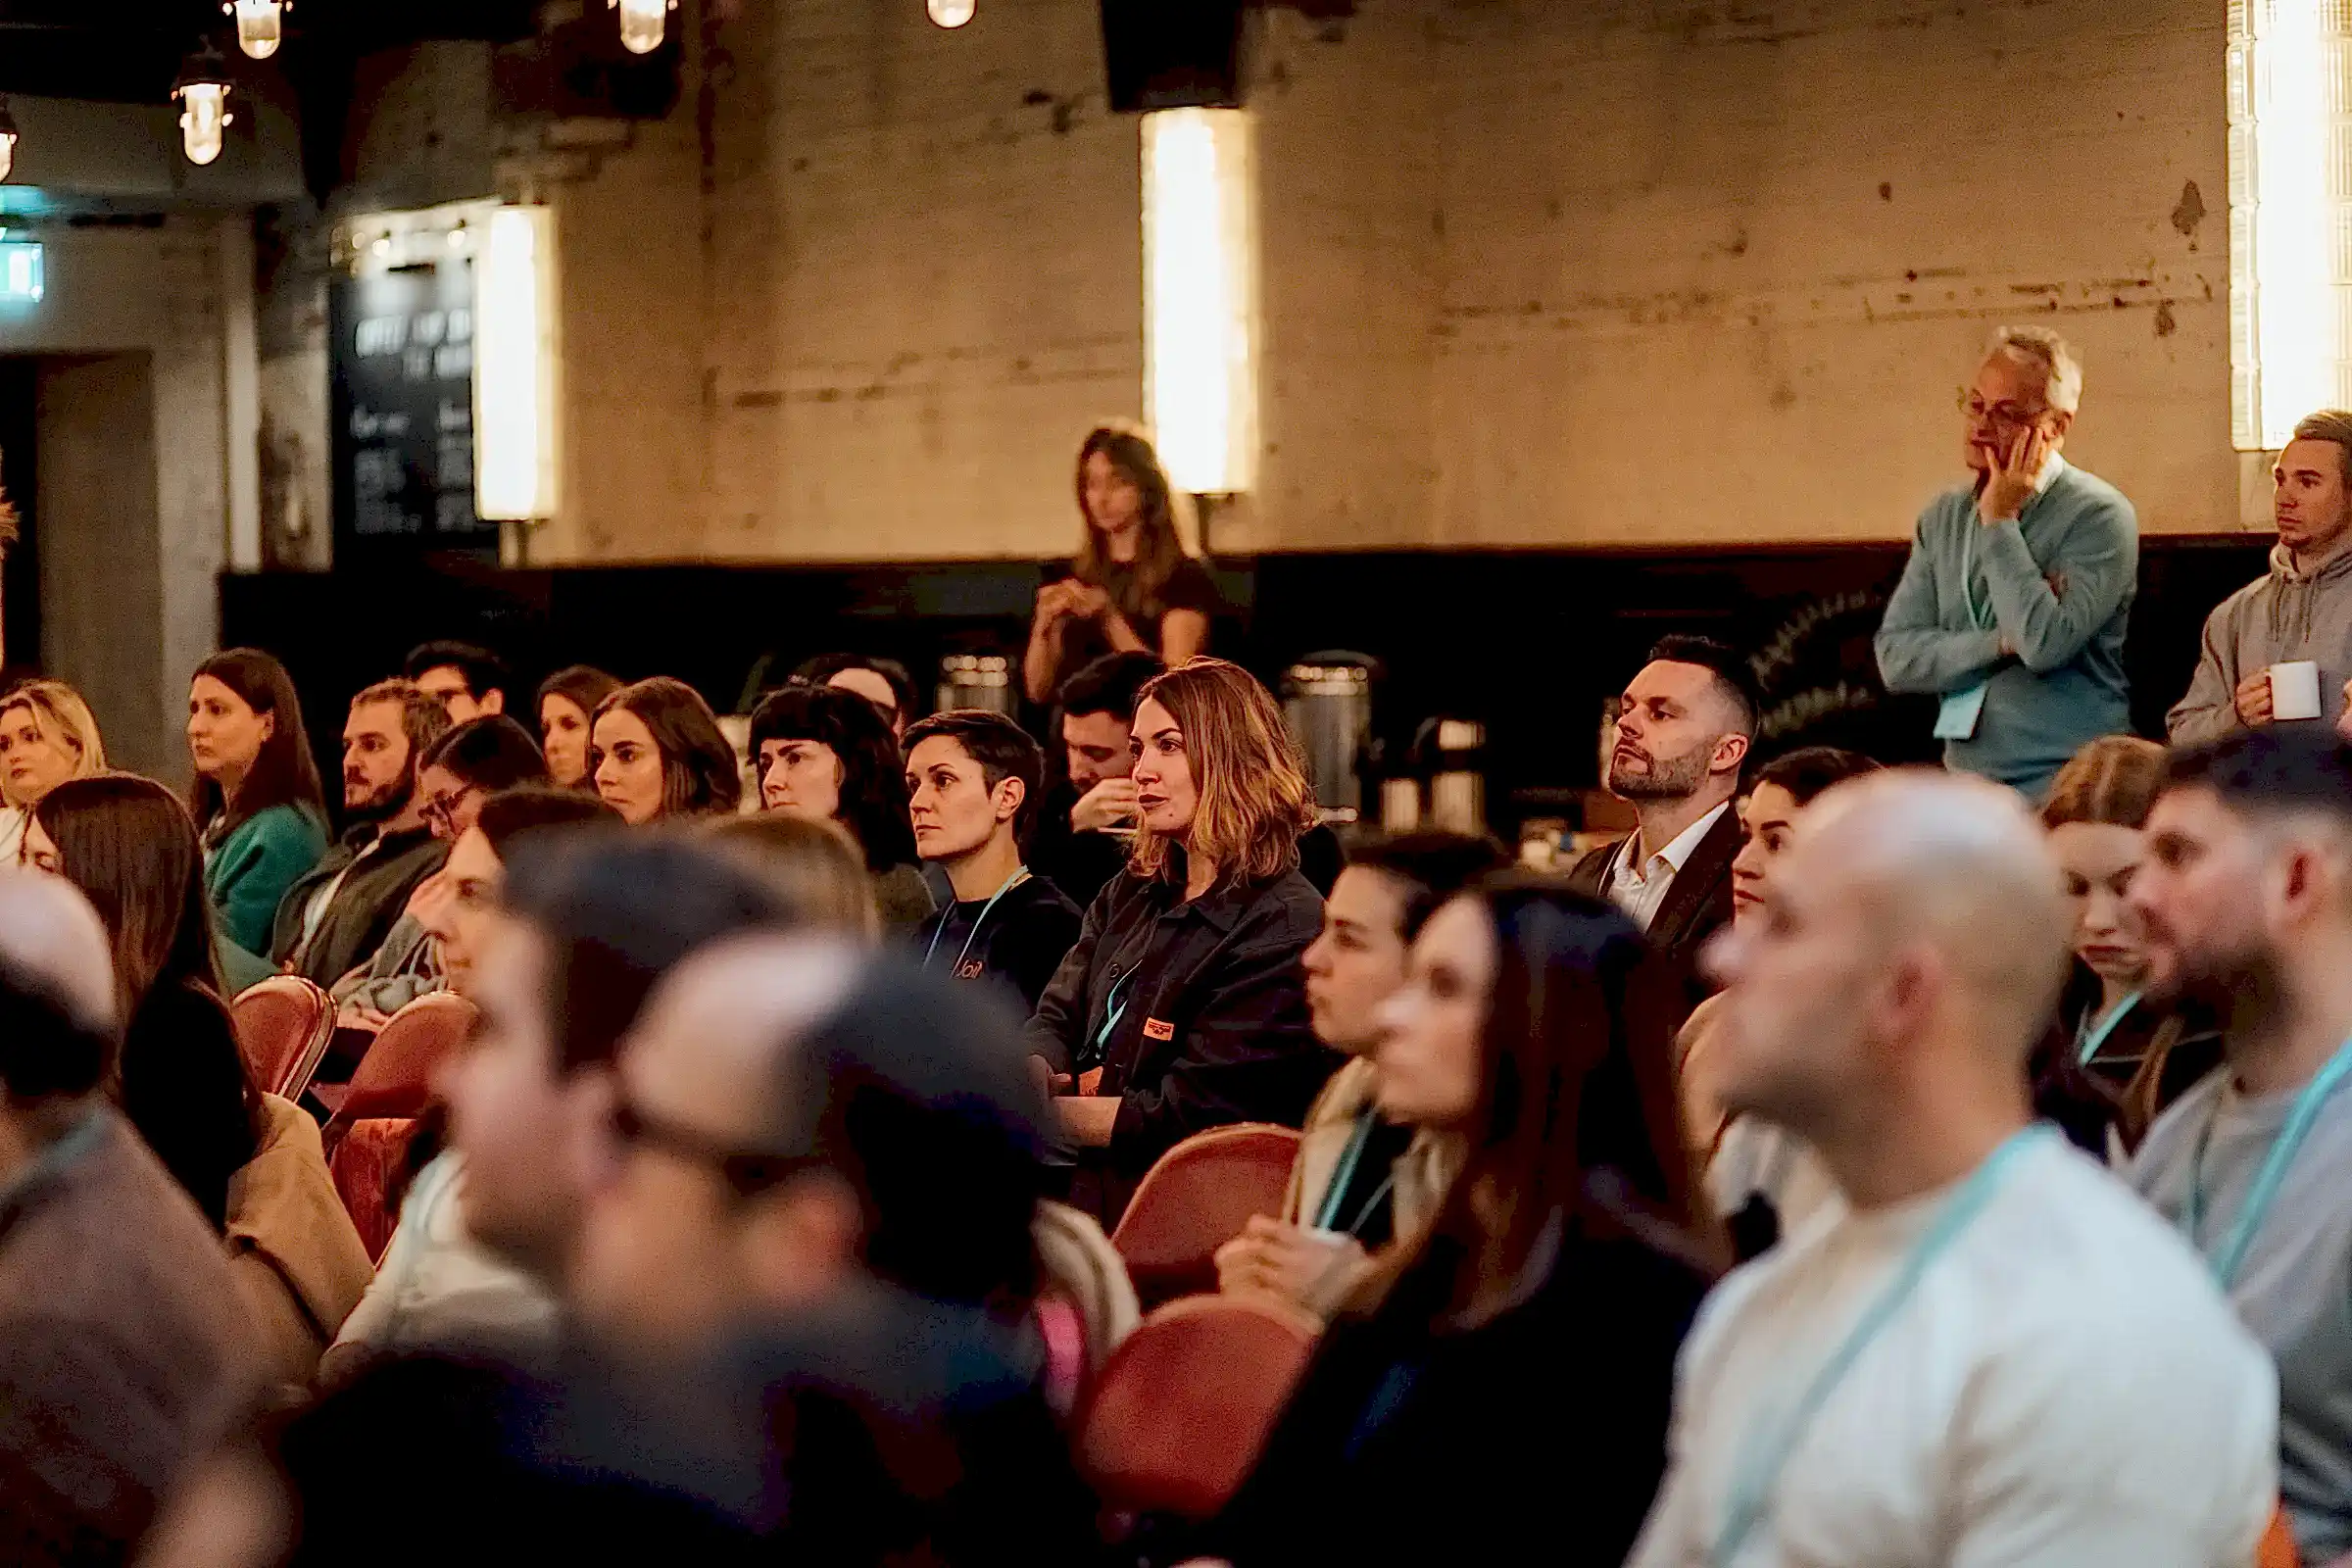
[1143,1017,1176,1041]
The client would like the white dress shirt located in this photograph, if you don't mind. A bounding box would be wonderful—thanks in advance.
[1604,801,1730,933]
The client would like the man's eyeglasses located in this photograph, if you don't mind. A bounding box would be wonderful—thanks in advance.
[609,1098,820,1200]
[420,784,480,837]
[1956,388,2048,428]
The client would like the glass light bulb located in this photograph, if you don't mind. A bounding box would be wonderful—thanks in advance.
[229,0,283,61]
[612,0,670,54]
[178,82,232,168]
[928,0,976,26]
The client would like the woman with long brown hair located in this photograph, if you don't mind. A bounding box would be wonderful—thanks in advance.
[1021,424,1217,703]
[588,677,743,826]
[186,649,329,975]
[1206,877,1714,1568]
[1024,657,1332,1223]
[535,663,621,790]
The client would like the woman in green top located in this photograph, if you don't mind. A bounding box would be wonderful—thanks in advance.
[187,649,328,989]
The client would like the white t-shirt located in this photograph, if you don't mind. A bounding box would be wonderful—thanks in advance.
[1630,1133,2277,1568]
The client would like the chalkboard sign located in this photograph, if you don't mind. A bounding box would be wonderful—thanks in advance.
[329,261,496,558]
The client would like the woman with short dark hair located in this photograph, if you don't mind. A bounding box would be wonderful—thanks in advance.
[747,683,930,931]
[589,677,742,826]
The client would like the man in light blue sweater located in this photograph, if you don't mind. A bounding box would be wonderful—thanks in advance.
[1875,327,2138,801]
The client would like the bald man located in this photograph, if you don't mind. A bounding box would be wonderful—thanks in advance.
[0,875,251,1566]
[1629,772,2276,1568]
[2128,729,2352,1563]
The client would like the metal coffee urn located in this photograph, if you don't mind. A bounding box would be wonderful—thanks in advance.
[1282,654,1378,825]
[937,654,1016,716]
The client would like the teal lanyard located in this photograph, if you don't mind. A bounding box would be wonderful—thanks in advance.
[922,868,1029,978]
[1313,1108,1381,1232]
[2074,991,2141,1068]
[1959,529,1996,632]
[1711,1126,2052,1567]
[1092,967,1137,1061]
[2185,1036,2352,1291]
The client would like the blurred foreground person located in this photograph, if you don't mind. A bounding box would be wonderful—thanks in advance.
[1631,772,2276,1566]
[0,873,252,1567]
[2128,730,2352,1562]
[1202,878,1709,1568]
[1214,830,1508,1320]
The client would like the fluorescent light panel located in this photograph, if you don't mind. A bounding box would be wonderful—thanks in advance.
[2230,0,2352,448]
[473,205,560,521]
[1143,107,1258,494]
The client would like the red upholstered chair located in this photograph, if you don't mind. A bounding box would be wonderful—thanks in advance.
[318,992,476,1156]
[1074,1294,1319,1520]
[230,976,334,1100]
[329,1117,419,1262]
[2258,1505,2300,1568]
[1109,1123,1301,1305]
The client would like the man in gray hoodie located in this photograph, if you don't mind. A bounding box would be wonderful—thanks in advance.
[2170,411,2352,745]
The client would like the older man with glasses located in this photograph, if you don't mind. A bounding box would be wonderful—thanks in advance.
[1874,326,2139,803]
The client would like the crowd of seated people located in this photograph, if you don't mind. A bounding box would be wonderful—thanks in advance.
[10,373,2352,1566]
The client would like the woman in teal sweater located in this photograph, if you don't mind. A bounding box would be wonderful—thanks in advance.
[187,649,329,991]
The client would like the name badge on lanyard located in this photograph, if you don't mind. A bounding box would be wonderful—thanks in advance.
[1936,528,1999,743]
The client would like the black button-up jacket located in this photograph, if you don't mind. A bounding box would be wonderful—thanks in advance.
[1025,865,1339,1213]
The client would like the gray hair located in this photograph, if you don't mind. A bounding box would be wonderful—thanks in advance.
[1987,325,2082,416]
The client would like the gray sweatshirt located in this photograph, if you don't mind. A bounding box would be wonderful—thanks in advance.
[2167,543,2352,746]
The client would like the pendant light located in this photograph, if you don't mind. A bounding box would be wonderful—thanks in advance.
[172,46,235,168]
[610,0,677,55]
[928,0,976,26]
[225,0,287,61]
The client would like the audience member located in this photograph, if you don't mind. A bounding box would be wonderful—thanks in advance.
[2039,734,2222,1153]
[1875,326,2138,801]
[188,650,329,980]
[2127,729,2352,1561]
[1632,772,2275,1565]
[1031,650,1164,906]
[747,683,931,931]
[532,664,620,791]
[330,714,547,1033]
[706,812,883,940]
[1023,424,1215,704]
[1678,745,1878,1259]
[329,787,618,1379]
[903,710,1082,1008]
[789,652,920,741]
[404,641,513,723]
[0,874,254,1568]
[0,679,105,863]
[1215,830,1508,1321]
[2171,410,2352,745]
[28,775,372,1385]
[590,676,742,825]
[270,679,450,996]
[1206,878,1711,1568]
[1025,658,1335,1224]
[1566,635,1753,978]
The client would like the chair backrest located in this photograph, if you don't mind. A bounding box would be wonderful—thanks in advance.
[2257,1504,2298,1568]
[320,992,476,1153]
[230,976,334,1100]
[1074,1294,1319,1520]
[1109,1123,1301,1304]
[328,1116,418,1263]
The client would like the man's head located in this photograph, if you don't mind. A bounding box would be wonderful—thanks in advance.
[2274,411,2352,564]
[0,873,118,1116]
[416,716,547,842]
[443,833,799,1276]
[2129,729,2352,1022]
[1606,635,1756,808]
[1056,652,1164,793]
[1703,771,2070,1145]
[1962,325,2081,474]
[901,710,1042,866]
[571,940,1044,1357]
[342,680,451,822]
[1301,830,1510,1054]
[405,641,512,723]
[790,654,918,741]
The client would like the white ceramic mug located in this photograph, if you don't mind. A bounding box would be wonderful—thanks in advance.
[2272,661,2325,722]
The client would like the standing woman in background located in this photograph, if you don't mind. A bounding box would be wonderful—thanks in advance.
[1022,425,1217,704]
[589,676,743,827]
[746,683,932,931]
[188,648,329,980]
[535,664,620,791]
[0,678,107,862]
